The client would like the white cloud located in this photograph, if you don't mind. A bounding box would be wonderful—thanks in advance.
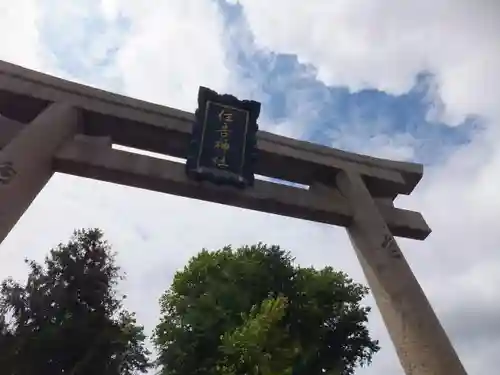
[111,0,233,111]
[329,126,418,161]
[234,0,500,125]
[0,0,50,71]
[1,1,499,374]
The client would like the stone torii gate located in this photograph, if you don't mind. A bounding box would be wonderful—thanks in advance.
[0,60,466,375]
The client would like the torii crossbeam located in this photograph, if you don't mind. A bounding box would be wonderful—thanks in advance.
[0,60,467,375]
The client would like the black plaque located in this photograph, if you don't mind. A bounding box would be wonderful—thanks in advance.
[186,86,260,188]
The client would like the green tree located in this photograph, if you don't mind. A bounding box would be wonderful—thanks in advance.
[217,295,299,375]
[154,244,379,375]
[0,228,151,375]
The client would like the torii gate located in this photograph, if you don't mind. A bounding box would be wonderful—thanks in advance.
[0,60,467,375]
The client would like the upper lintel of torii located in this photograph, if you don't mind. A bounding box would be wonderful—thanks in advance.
[0,59,430,240]
[0,60,422,195]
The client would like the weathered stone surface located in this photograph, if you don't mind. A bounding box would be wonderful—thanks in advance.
[337,170,467,375]
[0,103,79,243]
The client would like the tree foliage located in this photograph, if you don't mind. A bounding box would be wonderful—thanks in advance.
[217,295,299,375]
[0,228,151,375]
[154,244,379,375]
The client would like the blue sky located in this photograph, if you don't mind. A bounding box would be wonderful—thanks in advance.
[0,1,499,374]
[39,0,482,167]
[220,1,484,165]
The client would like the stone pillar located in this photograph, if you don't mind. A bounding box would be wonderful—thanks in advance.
[336,170,467,375]
[0,102,79,244]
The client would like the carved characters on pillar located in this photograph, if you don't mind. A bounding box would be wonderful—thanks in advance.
[381,233,402,259]
[0,161,16,185]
